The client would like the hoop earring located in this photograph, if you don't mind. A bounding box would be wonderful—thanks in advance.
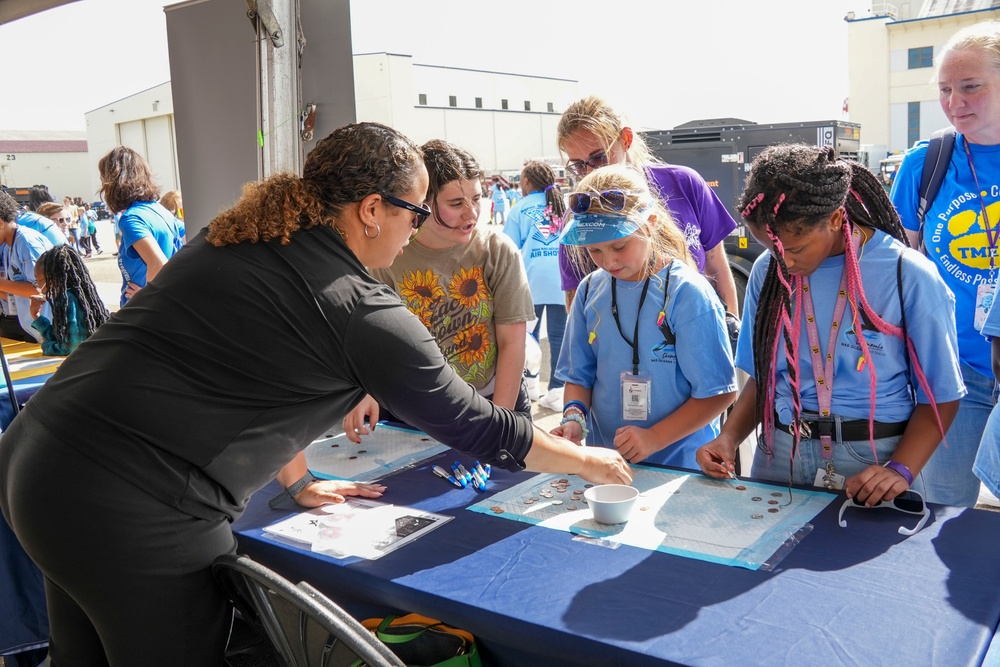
[364,223,381,239]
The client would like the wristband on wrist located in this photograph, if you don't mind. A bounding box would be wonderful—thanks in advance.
[268,472,317,510]
[560,412,589,439]
[883,460,914,486]
[563,400,589,419]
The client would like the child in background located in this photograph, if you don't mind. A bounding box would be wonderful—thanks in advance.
[30,244,110,356]
[342,139,534,441]
[490,176,509,225]
[159,190,187,247]
[552,165,737,470]
[504,161,568,410]
[697,144,964,507]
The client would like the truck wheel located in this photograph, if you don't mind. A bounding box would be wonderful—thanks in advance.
[733,271,748,314]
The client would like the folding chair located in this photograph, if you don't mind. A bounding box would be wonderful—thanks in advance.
[212,553,405,667]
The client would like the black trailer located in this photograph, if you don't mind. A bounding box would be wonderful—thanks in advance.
[643,118,862,305]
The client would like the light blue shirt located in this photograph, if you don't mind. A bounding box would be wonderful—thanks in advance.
[736,230,966,424]
[556,261,736,469]
[3,226,53,341]
[17,211,68,247]
[503,191,562,305]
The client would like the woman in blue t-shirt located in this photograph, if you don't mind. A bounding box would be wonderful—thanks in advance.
[98,147,181,307]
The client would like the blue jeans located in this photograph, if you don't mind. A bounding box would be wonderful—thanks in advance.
[975,403,1000,499]
[752,421,924,495]
[922,363,995,507]
[533,304,566,390]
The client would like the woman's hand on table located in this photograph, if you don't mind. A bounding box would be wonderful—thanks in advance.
[343,394,380,444]
[578,446,633,485]
[293,479,386,508]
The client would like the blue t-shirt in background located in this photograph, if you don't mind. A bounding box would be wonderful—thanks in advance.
[503,191,562,305]
[891,134,1000,377]
[117,201,180,306]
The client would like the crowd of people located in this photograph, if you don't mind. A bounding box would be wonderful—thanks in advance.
[0,18,997,667]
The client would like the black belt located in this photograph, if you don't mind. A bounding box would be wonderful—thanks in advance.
[774,414,908,441]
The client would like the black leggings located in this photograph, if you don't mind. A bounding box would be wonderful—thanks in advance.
[0,415,237,666]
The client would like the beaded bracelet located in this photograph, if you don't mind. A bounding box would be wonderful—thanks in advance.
[560,412,589,439]
[883,460,914,486]
[563,400,589,419]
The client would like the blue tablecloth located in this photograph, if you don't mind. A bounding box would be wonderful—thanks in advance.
[234,458,1000,667]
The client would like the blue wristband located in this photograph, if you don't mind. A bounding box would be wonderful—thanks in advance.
[563,400,589,418]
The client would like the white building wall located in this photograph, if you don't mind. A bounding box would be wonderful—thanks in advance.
[0,151,91,202]
[86,58,576,199]
[847,8,1000,155]
[85,82,178,197]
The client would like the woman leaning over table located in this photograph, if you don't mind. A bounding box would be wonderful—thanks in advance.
[0,122,632,667]
[890,20,1000,507]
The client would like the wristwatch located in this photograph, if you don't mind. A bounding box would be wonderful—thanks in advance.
[268,472,317,510]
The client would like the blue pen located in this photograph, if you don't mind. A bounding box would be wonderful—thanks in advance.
[474,460,488,480]
[451,462,470,487]
[433,465,464,488]
[456,462,473,485]
[483,463,492,478]
[471,469,487,492]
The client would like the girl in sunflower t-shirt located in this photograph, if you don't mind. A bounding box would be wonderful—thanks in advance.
[343,139,535,441]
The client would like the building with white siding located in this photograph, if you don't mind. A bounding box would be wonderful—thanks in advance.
[846,0,1000,156]
[0,131,92,203]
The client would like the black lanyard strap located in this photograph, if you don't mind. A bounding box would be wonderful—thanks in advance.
[611,276,651,375]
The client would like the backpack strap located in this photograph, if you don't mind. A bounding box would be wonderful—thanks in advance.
[897,252,916,403]
[915,127,956,251]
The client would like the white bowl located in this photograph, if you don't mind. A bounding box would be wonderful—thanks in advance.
[584,484,639,524]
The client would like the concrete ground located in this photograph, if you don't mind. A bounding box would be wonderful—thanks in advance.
[78,211,1000,510]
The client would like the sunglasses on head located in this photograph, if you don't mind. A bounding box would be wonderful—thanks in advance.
[838,489,930,536]
[567,190,639,215]
[566,151,610,179]
[381,194,431,229]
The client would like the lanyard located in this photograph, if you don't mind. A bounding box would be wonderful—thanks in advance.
[800,225,859,459]
[611,276,651,375]
[963,137,997,272]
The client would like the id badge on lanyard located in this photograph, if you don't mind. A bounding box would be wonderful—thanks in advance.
[621,371,651,421]
[5,293,16,316]
[975,281,995,333]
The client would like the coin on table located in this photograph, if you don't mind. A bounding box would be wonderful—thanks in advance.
[751,514,763,519]
[358,450,367,454]
[771,492,782,497]
[566,505,578,511]
[768,500,778,505]
[571,495,581,501]
[751,497,762,502]
[551,500,563,505]
[735,485,747,491]
[768,508,779,513]
[349,456,358,460]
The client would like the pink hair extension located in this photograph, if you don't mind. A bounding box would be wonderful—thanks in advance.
[742,192,765,218]
[765,224,804,459]
[773,193,786,217]
[840,222,948,457]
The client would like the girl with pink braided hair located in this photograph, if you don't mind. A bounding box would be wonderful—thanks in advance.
[697,144,965,508]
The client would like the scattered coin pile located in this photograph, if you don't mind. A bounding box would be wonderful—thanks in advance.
[488,480,595,514]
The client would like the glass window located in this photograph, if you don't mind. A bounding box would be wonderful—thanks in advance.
[907,101,920,148]
[524,101,531,111]
[547,102,554,112]
[449,95,457,107]
[475,97,483,109]
[501,99,508,110]
[418,94,427,106]
[908,46,933,69]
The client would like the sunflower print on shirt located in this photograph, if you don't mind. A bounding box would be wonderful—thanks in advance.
[397,266,497,384]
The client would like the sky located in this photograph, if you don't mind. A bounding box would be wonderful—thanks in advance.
[0,0,863,133]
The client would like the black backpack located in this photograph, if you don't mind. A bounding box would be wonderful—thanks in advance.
[914,126,956,251]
